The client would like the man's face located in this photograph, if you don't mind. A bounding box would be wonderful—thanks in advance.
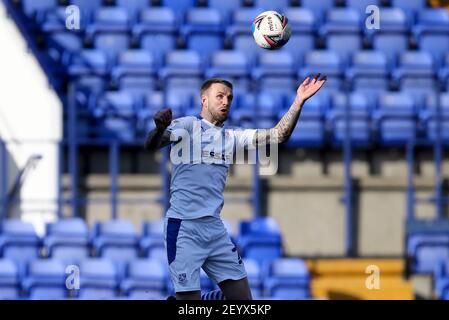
[202,83,233,123]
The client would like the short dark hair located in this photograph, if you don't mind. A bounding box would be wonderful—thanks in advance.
[200,78,233,96]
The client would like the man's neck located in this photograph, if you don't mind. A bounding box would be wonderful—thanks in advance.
[200,112,224,127]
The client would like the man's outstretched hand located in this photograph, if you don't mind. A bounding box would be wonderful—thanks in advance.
[154,108,172,130]
[295,73,327,105]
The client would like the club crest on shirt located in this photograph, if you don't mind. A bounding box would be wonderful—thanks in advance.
[178,273,187,284]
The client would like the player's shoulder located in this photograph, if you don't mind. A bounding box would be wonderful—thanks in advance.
[169,116,198,130]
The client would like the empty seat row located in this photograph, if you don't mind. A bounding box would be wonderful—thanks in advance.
[0,256,309,300]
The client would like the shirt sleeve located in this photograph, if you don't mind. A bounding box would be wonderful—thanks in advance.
[165,116,195,145]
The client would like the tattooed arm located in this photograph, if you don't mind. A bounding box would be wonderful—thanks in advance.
[253,74,327,146]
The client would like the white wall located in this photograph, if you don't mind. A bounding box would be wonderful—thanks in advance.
[0,2,62,235]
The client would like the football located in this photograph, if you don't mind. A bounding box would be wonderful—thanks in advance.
[252,10,291,49]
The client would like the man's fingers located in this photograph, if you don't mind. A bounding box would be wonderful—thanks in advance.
[313,73,321,83]
[302,77,311,86]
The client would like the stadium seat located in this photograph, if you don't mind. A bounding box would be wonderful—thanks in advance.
[285,93,327,148]
[244,258,263,298]
[112,50,156,96]
[345,0,381,14]
[327,93,372,147]
[373,92,417,146]
[0,259,20,299]
[391,0,427,23]
[299,50,343,92]
[121,259,167,298]
[282,8,316,61]
[135,8,178,65]
[434,259,449,300]
[439,54,449,91]
[159,50,203,83]
[393,51,436,94]
[22,0,57,20]
[264,258,310,300]
[346,50,389,90]
[23,259,68,300]
[208,0,242,24]
[67,49,110,77]
[253,0,290,11]
[413,9,449,66]
[420,93,449,143]
[87,8,131,60]
[227,8,265,63]
[44,218,90,263]
[182,8,225,60]
[93,91,137,121]
[140,219,165,261]
[115,0,149,22]
[237,217,283,268]
[206,50,250,91]
[252,51,297,94]
[160,0,197,17]
[369,8,410,67]
[321,8,363,64]
[78,258,118,299]
[91,220,139,264]
[0,220,41,267]
[301,0,335,23]
[406,219,449,274]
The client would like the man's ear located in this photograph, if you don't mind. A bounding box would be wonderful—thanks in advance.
[201,95,207,108]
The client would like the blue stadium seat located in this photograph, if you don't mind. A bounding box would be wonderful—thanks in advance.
[264,258,310,300]
[346,50,389,90]
[208,0,242,24]
[87,8,131,59]
[47,32,84,65]
[391,0,427,23]
[22,0,57,19]
[253,0,290,11]
[78,258,118,299]
[160,0,197,17]
[121,259,167,298]
[301,0,335,23]
[252,51,297,94]
[227,8,265,63]
[0,220,40,267]
[91,220,139,265]
[237,217,283,268]
[159,50,203,83]
[243,258,263,299]
[44,218,90,263]
[406,220,449,273]
[282,8,316,61]
[99,117,137,142]
[0,259,20,299]
[93,91,137,120]
[321,8,362,64]
[135,8,178,65]
[23,259,68,300]
[206,50,250,90]
[112,50,156,96]
[439,53,449,91]
[70,0,103,18]
[285,93,328,148]
[420,93,449,143]
[434,259,449,300]
[68,49,110,77]
[369,8,409,67]
[327,93,372,147]
[115,0,149,21]
[345,0,381,14]
[140,220,165,261]
[182,8,225,59]
[299,51,343,92]
[373,92,417,146]
[393,51,436,91]
[413,9,449,66]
